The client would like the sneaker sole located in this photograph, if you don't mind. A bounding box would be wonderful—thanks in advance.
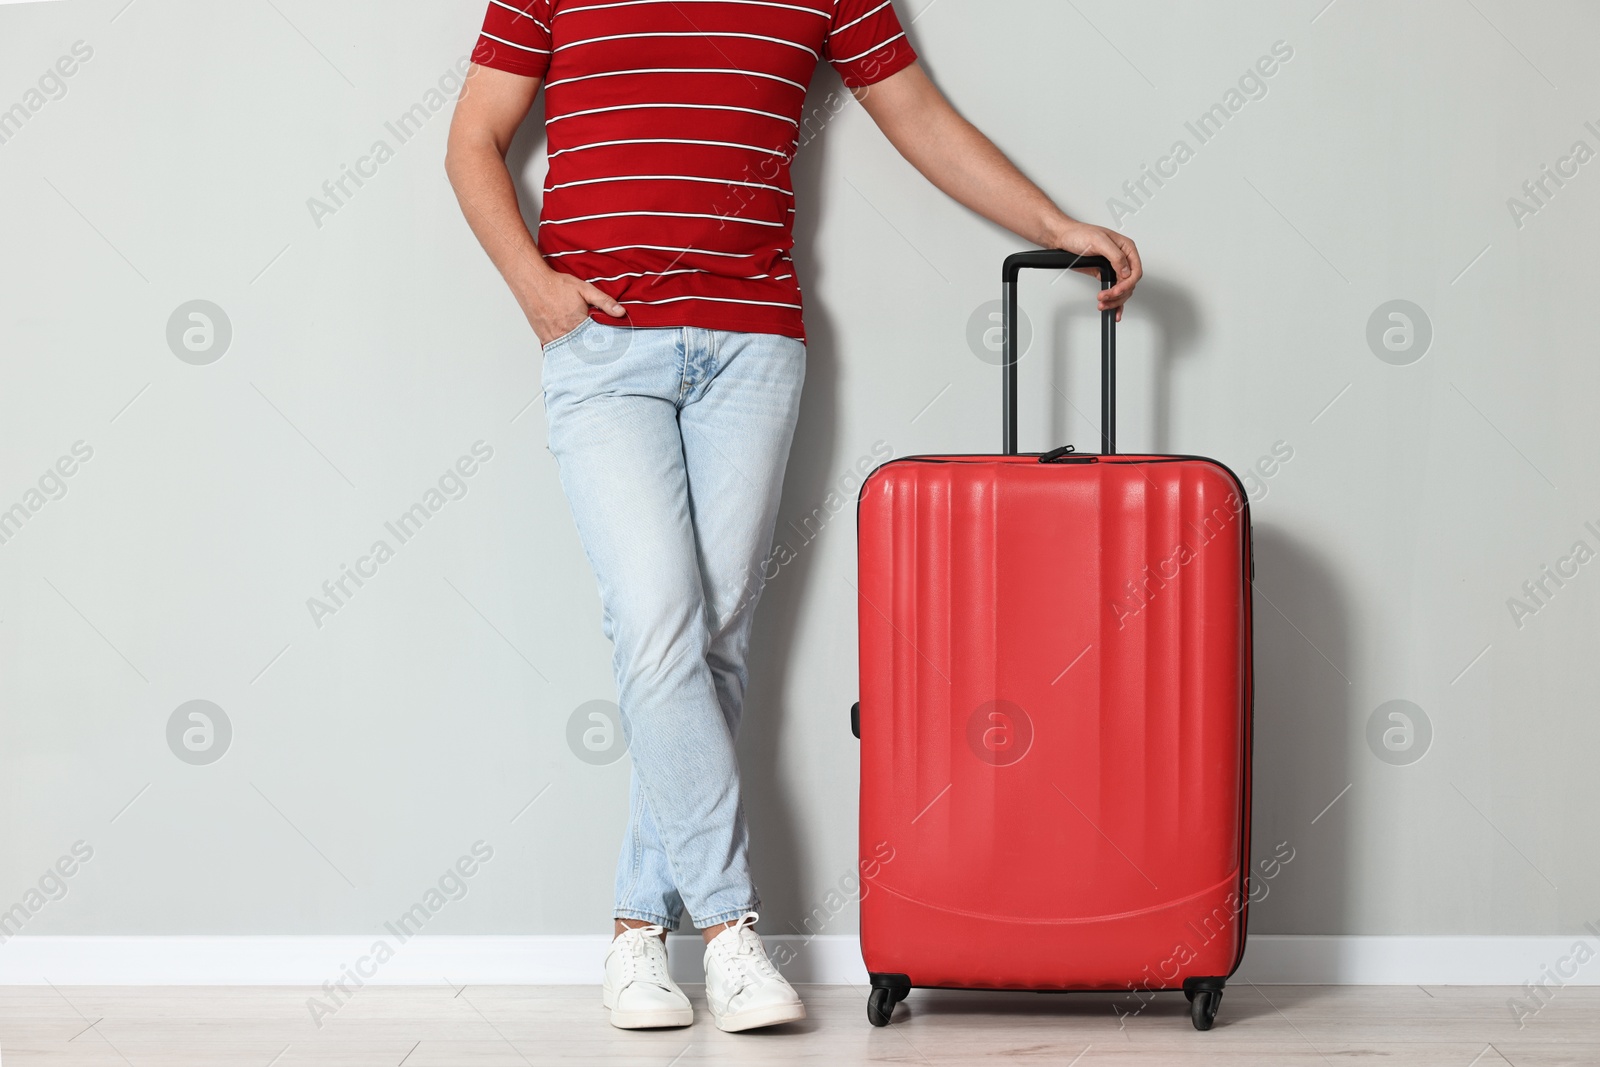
[712,1001,807,1033]
[602,988,693,1029]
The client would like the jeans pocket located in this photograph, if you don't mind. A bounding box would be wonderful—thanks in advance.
[542,316,592,356]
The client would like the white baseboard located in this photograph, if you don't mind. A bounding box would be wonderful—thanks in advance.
[0,934,1595,986]
[1234,935,1600,986]
[0,935,868,987]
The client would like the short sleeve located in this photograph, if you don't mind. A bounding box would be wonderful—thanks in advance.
[825,0,918,89]
[471,0,554,79]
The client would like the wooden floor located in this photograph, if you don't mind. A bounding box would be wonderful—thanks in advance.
[1,983,1592,1065]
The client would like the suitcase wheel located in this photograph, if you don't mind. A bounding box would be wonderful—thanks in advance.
[1189,989,1221,1031]
[867,987,894,1027]
[866,975,911,1027]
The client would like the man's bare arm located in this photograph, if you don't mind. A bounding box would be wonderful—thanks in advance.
[852,63,1142,317]
[445,64,625,346]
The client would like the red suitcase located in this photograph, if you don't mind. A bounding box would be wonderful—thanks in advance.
[854,251,1253,1031]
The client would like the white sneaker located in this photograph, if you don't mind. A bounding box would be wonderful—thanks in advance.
[602,924,694,1029]
[702,913,806,1032]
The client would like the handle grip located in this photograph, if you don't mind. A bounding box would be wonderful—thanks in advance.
[1001,251,1117,456]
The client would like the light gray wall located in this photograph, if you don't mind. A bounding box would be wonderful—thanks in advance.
[1,0,1595,941]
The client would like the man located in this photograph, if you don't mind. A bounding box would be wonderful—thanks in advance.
[445,0,1141,1034]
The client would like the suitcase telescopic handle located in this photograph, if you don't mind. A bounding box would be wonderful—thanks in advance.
[1001,251,1118,456]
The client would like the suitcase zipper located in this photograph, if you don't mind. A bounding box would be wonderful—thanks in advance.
[1039,445,1098,464]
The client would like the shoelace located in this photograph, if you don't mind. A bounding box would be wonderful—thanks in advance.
[617,925,671,988]
[709,913,784,992]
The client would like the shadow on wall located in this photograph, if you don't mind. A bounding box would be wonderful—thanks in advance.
[1041,276,1202,455]
[1034,271,1351,938]
[504,93,549,250]
[1131,277,1203,456]
[1000,262,1356,939]
[1248,523,1355,935]
[737,76,843,934]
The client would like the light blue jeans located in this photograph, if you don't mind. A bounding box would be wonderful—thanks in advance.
[541,318,806,931]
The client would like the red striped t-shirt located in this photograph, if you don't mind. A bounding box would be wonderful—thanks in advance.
[471,0,918,342]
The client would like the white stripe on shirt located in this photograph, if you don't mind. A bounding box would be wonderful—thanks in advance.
[556,0,830,20]
[542,210,785,228]
[549,138,790,160]
[556,32,820,60]
[549,174,793,196]
[620,295,804,310]
[546,67,809,93]
[546,245,760,259]
[586,269,791,283]
[831,31,905,64]
[478,31,551,55]
[830,0,892,36]
[487,0,550,33]
[547,102,800,128]
[587,268,709,283]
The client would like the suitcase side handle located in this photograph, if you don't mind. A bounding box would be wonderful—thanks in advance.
[1000,251,1117,456]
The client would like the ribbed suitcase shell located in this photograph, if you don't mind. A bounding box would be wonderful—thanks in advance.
[857,452,1252,992]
